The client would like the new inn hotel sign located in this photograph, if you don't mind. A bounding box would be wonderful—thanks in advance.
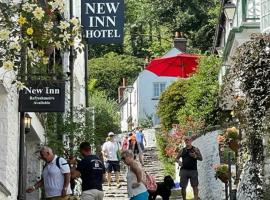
[81,0,124,44]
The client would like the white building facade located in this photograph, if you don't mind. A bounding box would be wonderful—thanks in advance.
[120,70,177,132]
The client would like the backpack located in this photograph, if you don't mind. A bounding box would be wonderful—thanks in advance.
[43,157,65,170]
[143,171,157,192]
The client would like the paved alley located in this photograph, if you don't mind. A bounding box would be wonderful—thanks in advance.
[103,130,182,200]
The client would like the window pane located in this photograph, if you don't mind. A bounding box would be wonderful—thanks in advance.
[153,83,159,97]
[160,83,166,93]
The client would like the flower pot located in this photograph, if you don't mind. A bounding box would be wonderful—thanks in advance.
[228,140,239,152]
[217,172,229,183]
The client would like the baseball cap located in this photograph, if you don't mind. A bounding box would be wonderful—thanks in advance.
[108,132,115,136]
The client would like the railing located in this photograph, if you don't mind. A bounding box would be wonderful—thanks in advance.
[233,0,260,28]
[261,0,270,32]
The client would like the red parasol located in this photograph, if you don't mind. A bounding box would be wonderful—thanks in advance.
[145,53,199,77]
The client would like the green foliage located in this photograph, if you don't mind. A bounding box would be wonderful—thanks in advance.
[157,80,187,130]
[45,108,94,156]
[89,91,121,146]
[156,129,175,178]
[45,113,65,155]
[177,55,221,126]
[89,52,144,99]
[138,114,153,128]
[89,0,220,58]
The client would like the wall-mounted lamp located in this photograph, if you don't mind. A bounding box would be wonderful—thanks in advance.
[224,1,236,21]
[24,113,32,133]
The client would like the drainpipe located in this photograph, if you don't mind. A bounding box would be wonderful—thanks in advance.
[69,0,74,154]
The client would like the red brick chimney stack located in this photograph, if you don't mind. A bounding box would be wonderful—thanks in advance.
[174,31,187,52]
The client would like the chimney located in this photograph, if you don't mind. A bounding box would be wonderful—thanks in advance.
[174,32,187,52]
[118,78,127,103]
[122,78,127,87]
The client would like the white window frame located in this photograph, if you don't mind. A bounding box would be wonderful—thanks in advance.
[153,82,166,98]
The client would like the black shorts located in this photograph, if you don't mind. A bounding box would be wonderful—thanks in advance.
[180,169,199,188]
[107,161,120,173]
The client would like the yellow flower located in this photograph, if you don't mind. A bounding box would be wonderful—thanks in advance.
[69,40,75,46]
[18,16,27,26]
[33,7,45,21]
[2,60,14,71]
[54,41,62,49]
[38,50,45,57]
[58,21,70,30]
[0,29,10,41]
[15,81,26,90]
[9,41,21,51]
[42,57,49,65]
[70,17,79,26]
[26,27,34,35]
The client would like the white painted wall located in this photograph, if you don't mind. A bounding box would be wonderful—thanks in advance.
[137,71,177,126]
[120,70,177,132]
[175,131,224,200]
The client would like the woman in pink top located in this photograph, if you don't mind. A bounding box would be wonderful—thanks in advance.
[122,135,129,151]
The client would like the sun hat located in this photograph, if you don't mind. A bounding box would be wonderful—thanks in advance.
[108,132,115,136]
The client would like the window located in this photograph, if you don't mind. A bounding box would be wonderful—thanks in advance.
[153,82,166,97]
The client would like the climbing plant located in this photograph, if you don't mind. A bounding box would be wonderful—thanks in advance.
[0,0,82,85]
[224,34,270,199]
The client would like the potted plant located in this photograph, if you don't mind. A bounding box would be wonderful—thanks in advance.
[225,127,239,152]
[214,164,230,183]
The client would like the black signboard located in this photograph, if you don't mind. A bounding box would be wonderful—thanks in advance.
[81,0,124,44]
[19,81,65,112]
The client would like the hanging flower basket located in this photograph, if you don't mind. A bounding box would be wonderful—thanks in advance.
[228,140,239,152]
[217,172,230,183]
[214,164,230,183]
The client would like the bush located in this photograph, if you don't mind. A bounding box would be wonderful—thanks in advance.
[157,80,187,130]
[177,55,221,127]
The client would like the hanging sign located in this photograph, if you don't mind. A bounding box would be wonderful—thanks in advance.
[81,0,124,44]
[19,81,65,112]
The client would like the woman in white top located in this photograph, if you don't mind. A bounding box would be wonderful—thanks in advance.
[121,150,149,200]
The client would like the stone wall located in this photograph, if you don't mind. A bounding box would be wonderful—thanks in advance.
[0,87,20,200]
[192,130,225,200]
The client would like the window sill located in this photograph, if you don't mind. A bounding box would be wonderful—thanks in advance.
[151,97,159,100]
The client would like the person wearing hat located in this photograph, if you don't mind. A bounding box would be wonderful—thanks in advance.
[102,132,121,188]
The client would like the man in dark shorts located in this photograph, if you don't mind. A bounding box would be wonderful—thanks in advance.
[176,136,203,200]
[71,142,106,200]
[102,132,121,188]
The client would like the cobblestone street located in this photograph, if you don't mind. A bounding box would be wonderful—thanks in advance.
[103,130,182,200]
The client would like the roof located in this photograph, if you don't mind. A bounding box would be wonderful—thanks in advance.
[163,47,182,57]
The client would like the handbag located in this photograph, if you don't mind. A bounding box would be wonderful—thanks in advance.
[143,171,157,192]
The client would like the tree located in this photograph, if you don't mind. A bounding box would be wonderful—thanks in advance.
[89,91,121,148]
[157,79,187,130]
[177,55,221,127]
[88,0,220,58]
[89,52,144,99]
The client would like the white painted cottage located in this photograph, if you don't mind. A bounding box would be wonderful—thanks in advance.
[119,36,187,132]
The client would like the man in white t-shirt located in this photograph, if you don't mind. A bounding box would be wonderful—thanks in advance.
[26,146,72,200]
[102,132,121,188]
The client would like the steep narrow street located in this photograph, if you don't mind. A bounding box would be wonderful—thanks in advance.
[103,130,181,199]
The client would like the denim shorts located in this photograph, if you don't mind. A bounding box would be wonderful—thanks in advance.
[130,191,149,200]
